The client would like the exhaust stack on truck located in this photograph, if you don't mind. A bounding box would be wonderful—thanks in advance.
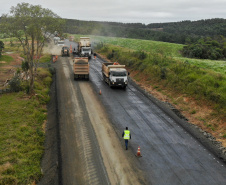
[102,62,129,88]
[73,57,89,80]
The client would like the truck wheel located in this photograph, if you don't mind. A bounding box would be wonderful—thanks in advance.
[109,82,112,88]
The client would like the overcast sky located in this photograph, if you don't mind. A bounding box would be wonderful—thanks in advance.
[1,0,226,24]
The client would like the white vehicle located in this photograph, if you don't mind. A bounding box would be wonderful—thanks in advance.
[80,47,92,58]
[57,40,65,47]
[77,37,92,59]
[54,37,60,44]
[102,62,129,89]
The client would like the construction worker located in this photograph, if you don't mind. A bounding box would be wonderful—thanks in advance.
[122,127,131,150]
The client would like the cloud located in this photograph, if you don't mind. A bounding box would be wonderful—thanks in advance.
[1,0,226,24]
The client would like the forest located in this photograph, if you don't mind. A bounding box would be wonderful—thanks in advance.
[1,17,226,60]
[63,18,226,60]
[64,18,226,44]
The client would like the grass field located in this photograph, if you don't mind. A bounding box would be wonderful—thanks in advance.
[92,35,225,75]
[73,34,184,57]
[0,54,52,184]
[177,57,226,74]
[0,55,14,66]
[73,34,225,75]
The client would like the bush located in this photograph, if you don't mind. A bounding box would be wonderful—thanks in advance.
[182,36,226,60]
[21,61,29,72]
[9,75,21,92]
[0,40,4,56]
[43,76,52,86]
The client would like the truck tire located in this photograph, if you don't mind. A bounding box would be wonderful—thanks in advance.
[109,82,112,88]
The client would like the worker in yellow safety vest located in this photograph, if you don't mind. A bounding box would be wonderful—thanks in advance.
[122,127,131,150]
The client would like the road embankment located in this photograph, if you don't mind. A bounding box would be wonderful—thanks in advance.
[38,70,61,185]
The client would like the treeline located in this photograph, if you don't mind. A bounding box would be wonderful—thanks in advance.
[63,18,226,44]
[182,36,226,60]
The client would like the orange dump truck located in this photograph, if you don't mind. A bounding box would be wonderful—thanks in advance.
[73,57,89,80]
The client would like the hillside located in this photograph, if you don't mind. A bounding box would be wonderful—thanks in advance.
[63,18,226,44]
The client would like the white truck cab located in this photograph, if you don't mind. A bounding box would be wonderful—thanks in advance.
[109,68,128,87]
[81,47,92,58]
[57,40,65,47]
[102,62,129,89]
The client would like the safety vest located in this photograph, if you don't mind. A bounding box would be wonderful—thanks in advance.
[124,130,130,140]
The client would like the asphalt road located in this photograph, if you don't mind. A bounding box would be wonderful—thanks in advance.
[56,39,226,185]
[88,56,226,185]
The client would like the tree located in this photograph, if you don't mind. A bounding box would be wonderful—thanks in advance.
[0,3,65,93]
[0,41,4,56]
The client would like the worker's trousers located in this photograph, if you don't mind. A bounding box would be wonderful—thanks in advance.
[125,139,128,150]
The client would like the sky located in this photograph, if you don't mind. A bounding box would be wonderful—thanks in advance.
[1,0,226,24]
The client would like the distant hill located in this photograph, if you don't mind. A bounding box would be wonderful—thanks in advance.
[63,18,226,44]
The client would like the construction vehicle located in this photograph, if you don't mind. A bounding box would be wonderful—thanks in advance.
[102,62,129,88]
[69,35,74,41]
[61,46,70,57]
[77,37,92,59]
[57,40,65,47]
[53,37,60,44]
[73,57,89,80]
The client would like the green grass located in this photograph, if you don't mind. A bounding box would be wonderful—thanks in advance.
[39,54,52,63]
[73,34,184,57]
[177,57,226,74]
[0,66,52,184]
[0,55,14,66]
[73,34,225,75]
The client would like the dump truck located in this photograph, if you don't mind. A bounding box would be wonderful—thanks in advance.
[73,57,89,80]
[77,37,92,59]
[102,62,129,88]
[61,46,69,57]
[69,35,74,41]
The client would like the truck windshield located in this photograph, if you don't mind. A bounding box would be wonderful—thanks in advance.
[82,48,91,52]
[111,71,127,77]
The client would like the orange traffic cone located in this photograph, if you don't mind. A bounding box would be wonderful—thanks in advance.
[99,89,102,95]
[136,146,142,157]
[70,44,72,53]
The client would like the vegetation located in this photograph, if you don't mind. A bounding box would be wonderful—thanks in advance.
[64,18,226,44]
[0,66,52,184]
[86,35,225,75]
[0,41,4,56]
[182,36,226,60]
[0,55,14,67]
[83,35,183,57]
[0,2,65,94]
[66,18,226,61]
